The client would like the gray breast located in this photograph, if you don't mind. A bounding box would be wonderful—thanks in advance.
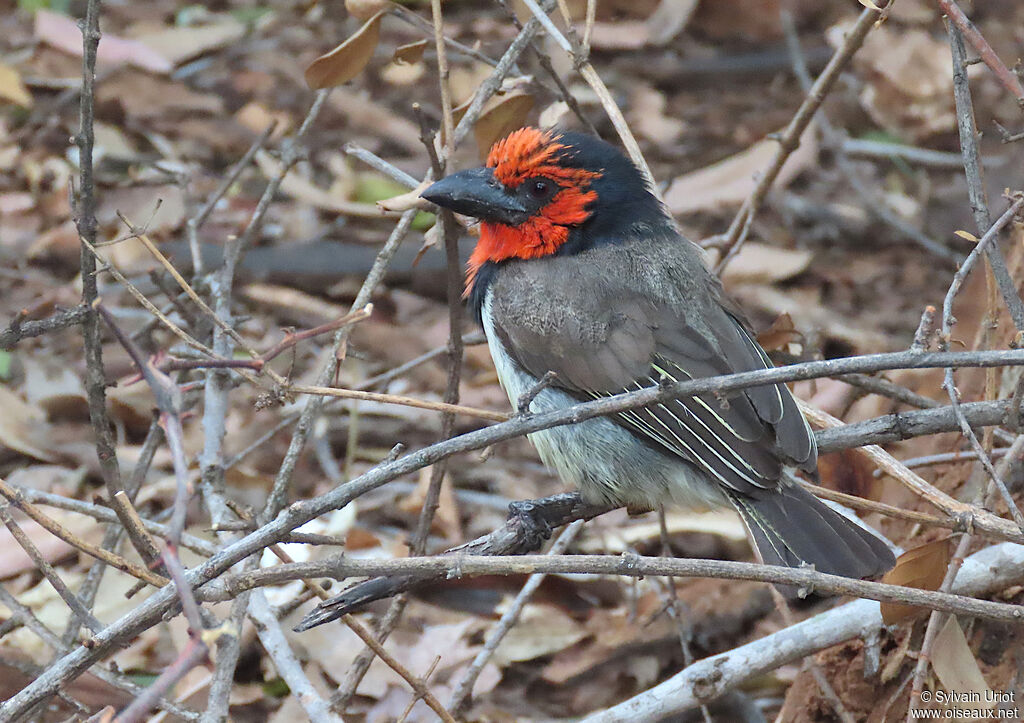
[480,289,726,512]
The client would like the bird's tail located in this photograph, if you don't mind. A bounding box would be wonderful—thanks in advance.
[728,485,895,579]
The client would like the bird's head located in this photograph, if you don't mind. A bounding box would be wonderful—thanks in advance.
[422,127,668,293]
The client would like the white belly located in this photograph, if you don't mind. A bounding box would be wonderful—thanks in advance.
[480,290,726,512]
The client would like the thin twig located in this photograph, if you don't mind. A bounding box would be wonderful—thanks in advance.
[717,0,891,272]
[215,553,1024,625]
[947,22,1024,331]
[0,305,89,350]
[0,478,167,587]
[936,0,1024,105]
[449,521,583,712]
[0,504,103,634]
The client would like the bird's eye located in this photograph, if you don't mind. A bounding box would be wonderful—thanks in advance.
[527,178,554,200]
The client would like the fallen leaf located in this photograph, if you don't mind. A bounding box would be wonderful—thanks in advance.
[644,0,699,46]
[880,537,951,624]
[35,9,173,74]
[394,39,428,65]
[380,60,425,86]
[305,11,386,90]
[0,64,33,107]
[136,16,247,67]
[584,21,650,50]
[719,242,813,285]
[234,102,292,139]
[836,22,955,140]
[0,387,58,462]
[493,604,588,665]
[628,84,685,144]
[398,468,462,541]
[665,128,818,214]
[23,360,85,418]
[756,313,802,352]
[0,515,73,578]
[932,616,993,710]
[346,0,392,20]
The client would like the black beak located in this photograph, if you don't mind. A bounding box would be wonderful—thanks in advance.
[421,167,529,226]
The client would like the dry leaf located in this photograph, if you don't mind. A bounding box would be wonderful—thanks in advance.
[931,616,993,710]
[473,93,535,160]
[585,21,651,50]
[493,604,588,665]
[0,516,73,578]
[0,64,32,107]
[665,128,818,214]
[304,11,386,90]
[394,39,428,65]
[756,313,801,352]
[0,387,58,462]
[837,22,955,140]
[376,180,433,213]
[234,102,292,138]
[346,0,392,20]
[719,242,813,285]
[136,16,247,67]
[380,60,425,87]
[628,84,685,144]
[880,537,951,625]
[35,9,173,74]
[644,0,699,46]
[398,468,462,541]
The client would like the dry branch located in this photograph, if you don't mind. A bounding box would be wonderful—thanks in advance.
[583,542,1024,722]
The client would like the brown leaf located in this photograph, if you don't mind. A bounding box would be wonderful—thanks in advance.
[880,537,951,625]
[756,313,801,352]
[375,180,433,213]
[931,616,993,709]
[472,92,535,160]
[0,387,58,462]
[585,21,651,50]
[817,448,884,502]
[35,9,173,74]
[644,0,699,46]
[346,0,392,20]
[393,39,428,65]
[136,16,246,67]
[719,242,813,285]
[0,64,32,107]
[304,11,387,90]
[492,605,588,665]
[665,128,818,214]
[628,84,685,144]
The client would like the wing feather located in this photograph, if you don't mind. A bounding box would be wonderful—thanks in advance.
[487,238,817,495]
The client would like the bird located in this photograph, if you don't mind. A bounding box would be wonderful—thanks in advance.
[420,126,895,580]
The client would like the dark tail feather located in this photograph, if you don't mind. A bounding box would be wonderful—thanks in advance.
[728,485,895,579]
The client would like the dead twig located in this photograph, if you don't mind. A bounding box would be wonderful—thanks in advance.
[449,521,583,713]
[0,304,89,350]
[935,0,1024,106]
[717,0,892,273]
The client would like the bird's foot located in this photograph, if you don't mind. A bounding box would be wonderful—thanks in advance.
[507,498,555,551]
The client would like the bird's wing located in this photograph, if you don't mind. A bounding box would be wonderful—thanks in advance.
[487,243,816,496]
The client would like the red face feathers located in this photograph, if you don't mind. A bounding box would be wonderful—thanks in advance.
[475,129,602,277]
[421,127,604,294]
